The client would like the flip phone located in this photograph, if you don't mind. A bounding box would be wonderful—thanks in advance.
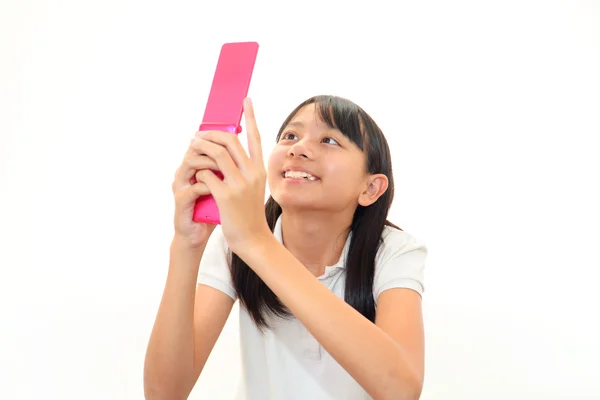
[193,41,259,224]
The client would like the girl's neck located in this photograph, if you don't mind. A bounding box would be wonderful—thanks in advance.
[280,210,353,277]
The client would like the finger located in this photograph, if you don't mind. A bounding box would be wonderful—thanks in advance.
[195,169,226,199]
[191,134,245,185]
[173,145,221,191]
[174,181,211,206]
[196,130,250,170]
[187,181,211,201]
[195,168,223,184]
[243,98,264,168]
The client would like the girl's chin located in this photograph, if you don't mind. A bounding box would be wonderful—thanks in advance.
[271,192,319,206]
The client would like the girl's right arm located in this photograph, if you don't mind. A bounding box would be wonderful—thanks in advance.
[143,133,236,400]
[144,236,234,400]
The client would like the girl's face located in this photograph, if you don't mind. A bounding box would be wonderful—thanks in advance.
[267,103,371,212]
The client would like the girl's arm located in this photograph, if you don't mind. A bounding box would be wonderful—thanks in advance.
[143,236,234,400]
[239,234,424,400]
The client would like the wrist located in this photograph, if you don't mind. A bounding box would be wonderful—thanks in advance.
[167,235,207,278]
[234,227,276,263]
[171,234,207,255]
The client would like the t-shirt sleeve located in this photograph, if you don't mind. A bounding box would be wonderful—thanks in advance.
[373,229,428,302]
[197,226,237,301]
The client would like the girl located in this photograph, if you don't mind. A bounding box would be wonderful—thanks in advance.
[144,95,427,400]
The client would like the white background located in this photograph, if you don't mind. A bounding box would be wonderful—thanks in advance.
[1,0,599,399]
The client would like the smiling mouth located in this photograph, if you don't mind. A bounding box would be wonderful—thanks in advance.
[282,171,320,181]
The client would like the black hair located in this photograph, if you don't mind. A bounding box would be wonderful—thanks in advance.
[228,95,401,333]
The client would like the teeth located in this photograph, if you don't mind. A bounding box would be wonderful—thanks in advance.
[284,170,318,180]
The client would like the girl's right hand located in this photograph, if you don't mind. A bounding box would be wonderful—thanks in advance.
[171,131,219,248]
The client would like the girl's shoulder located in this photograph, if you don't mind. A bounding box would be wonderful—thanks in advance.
[372,225,428,296]
[378,225,428,262]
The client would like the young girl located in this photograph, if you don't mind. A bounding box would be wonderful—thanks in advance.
[144,95,427,400]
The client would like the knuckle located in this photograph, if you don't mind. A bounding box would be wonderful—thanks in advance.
[220,134,235,146]
[173,190,183,202]
[222,191,234,202]
[196,169,210,181]
[228,134,239,145]
[253,168,266,182]
[215,147,227,158]
[191,183,202,194]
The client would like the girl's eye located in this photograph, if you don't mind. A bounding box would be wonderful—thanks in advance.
[281,132,297,141]
[322,137,340,146]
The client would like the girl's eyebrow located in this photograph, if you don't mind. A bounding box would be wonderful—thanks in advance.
[285,120,337,132]
[285,121,304,129]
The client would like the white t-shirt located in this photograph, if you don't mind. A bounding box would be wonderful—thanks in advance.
[198,214,427,400]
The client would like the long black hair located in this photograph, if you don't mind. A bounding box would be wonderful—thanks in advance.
[229,95,402,333]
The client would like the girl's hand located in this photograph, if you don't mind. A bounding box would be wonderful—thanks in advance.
[171,132,220,249]
[193,98,271,255]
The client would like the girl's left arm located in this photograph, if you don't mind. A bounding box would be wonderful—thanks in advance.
[239,234,424,400]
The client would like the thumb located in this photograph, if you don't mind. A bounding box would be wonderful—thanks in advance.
[182,182,210,205]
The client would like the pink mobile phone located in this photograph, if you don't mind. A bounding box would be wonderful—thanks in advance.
[193,41,259,224]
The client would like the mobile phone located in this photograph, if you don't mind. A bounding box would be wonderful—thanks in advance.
[193,41,259,224]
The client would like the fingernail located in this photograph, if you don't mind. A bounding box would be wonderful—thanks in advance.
[245,97,252,106]
[195,131,205,137]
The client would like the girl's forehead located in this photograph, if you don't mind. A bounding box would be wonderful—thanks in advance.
[288,104,332,128]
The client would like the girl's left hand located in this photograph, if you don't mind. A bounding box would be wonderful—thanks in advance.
[191,98,272,255]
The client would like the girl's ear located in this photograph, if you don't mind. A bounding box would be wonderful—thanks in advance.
[358,174,388,207]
